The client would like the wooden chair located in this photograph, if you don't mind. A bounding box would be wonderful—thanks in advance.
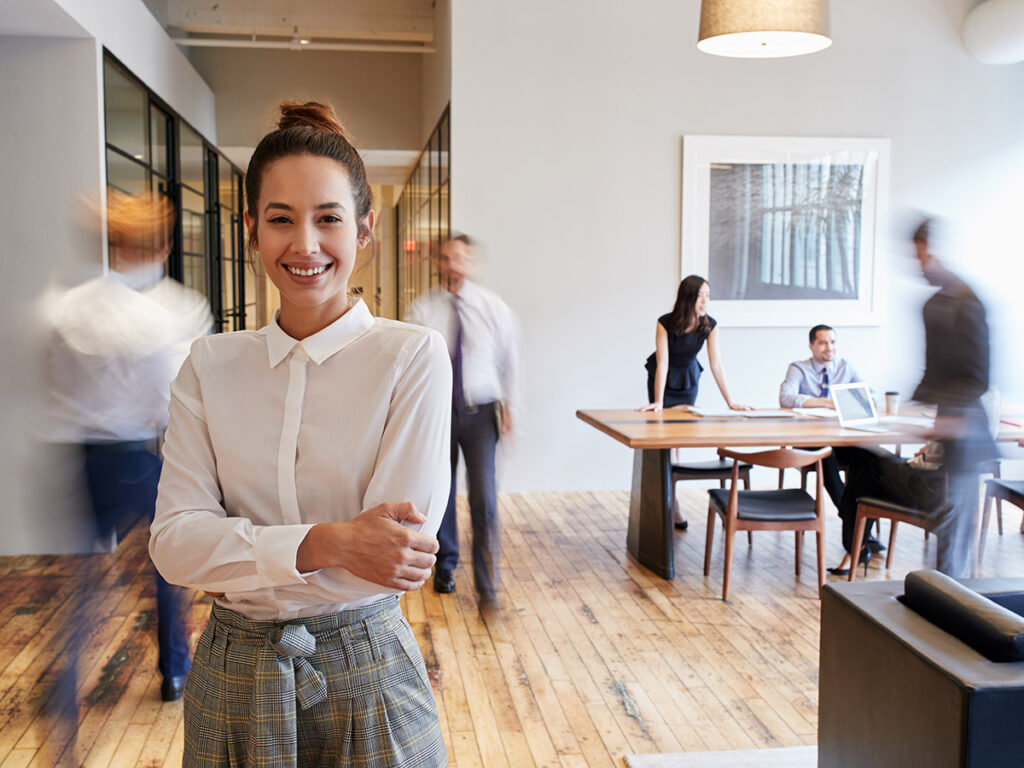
[671,458,752,525]
[704,447,831,601]
[847,497,944,581]
[978,479,1024,564]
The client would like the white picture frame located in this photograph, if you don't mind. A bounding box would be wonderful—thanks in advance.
[681,135,891,327]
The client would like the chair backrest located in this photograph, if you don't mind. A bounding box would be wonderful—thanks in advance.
[718,446,831,469]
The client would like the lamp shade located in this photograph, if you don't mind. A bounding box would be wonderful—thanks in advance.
[698,0,831,58]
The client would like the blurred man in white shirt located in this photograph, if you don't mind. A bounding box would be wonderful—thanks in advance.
[45,192,212,708]
[405,235,520,609]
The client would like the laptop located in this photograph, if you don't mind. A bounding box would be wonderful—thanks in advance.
[831,382,891,433]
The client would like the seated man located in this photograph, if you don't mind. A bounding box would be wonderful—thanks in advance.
[828,444,945,575]
[779,324,885,555]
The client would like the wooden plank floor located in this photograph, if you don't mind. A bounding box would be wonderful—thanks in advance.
[1,489,1023,767]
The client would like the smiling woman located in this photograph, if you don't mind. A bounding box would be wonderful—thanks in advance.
[247,152,373,339]
[149,101,451,768]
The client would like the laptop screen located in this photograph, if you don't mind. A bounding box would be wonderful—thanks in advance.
[832,383,877,426]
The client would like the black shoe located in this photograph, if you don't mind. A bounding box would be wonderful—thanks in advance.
[161,674,186,702]
[827,549,871,577]
[865,537,886,554]
[674,519,689,531]
[433,568,455,594]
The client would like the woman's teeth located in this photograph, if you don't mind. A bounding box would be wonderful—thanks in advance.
[286,264,328,276]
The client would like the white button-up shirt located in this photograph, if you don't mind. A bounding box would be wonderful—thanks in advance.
[150,299,452,620]
[779,357,863,408]
[404,280,521,419]
[44,268,213,443]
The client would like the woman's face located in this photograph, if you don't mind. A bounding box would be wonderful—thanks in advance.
[246,153,372,329]
[695,282,710,316]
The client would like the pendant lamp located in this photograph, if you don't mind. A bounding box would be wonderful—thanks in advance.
[698,0,831,58]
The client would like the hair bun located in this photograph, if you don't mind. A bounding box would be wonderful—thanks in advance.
[277,101,347,136]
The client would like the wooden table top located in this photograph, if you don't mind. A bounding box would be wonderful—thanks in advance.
[576,407,1024,451]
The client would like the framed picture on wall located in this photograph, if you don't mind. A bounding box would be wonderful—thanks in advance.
[681,135,891,327]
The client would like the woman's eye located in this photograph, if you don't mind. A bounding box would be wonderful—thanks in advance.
[320,214,342,224]
[267,215,291,224]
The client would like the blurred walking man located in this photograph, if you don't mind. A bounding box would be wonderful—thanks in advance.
[405,235,520,609]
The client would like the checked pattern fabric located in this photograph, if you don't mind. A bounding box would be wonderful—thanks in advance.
[182,597,447,768]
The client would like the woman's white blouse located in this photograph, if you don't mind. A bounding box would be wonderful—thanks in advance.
[150,299,452,620]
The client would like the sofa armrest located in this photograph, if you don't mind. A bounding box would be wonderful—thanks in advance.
[901,570,1024,662]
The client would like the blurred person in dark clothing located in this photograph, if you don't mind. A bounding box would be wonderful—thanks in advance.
[910,217,996,577]
[827,219,995,578]
[44,191,212,721]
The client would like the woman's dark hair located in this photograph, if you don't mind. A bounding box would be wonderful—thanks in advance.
[666,275,711,335]
[244,101,373,253]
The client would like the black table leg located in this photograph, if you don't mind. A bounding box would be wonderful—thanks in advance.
[627,447,674,579]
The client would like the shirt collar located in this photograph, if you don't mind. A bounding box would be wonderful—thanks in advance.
[263,298,374,368]
[451,279,479,304]
[809,358,833,375]
[109,264,165,291]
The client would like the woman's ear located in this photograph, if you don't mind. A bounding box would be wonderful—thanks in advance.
[243,211,257,250]
[358,210,375,249]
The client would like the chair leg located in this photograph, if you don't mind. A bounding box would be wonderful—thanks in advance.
[886,521,898,570]
[794,531,802,575]
[816,529,826,596]
[722,522,735,601]
[703,509,715,576]
[979,492,994,565]
[848,514,870,582]
[747,531,752,547]
[742,471,751,490]
[995,465,1004,535]
[778,468,784,489]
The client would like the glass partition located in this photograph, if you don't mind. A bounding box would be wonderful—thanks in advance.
[103,51,251,331]
[395,106,450,319]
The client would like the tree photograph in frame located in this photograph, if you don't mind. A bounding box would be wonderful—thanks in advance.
[681,136,891,326]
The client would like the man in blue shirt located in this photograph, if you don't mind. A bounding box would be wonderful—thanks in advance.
[779,325,885,558]
[779,324,863,410]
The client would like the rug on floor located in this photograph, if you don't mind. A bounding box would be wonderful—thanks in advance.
[624,745,816,768]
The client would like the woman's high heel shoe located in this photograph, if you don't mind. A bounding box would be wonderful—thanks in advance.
[827,548,871,577]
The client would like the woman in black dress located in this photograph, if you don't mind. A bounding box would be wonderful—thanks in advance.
[639,275,751,529]
[640,275,750,413]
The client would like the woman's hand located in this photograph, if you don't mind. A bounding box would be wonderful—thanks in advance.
[638,401,663,413]
[728,402,755,411]
[296,503,439,591]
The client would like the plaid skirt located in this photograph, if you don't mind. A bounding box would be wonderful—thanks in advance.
[182,596,447,768]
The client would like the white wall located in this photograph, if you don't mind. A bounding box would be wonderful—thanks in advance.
[451,0,1024,491]
[0,37,107,553]
[422,0,451,143]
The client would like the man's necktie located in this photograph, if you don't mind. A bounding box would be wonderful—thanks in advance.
[820,370,830,399]
[452,297,465,408]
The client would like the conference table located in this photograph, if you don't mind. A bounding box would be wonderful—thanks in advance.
[576,407,1024,580]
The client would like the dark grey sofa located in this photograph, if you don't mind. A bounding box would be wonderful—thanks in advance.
[819,572,1024,768]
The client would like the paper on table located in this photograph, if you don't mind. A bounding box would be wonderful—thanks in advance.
[683,406,742,418]
[742,409,796,419]
[793,407,839,419]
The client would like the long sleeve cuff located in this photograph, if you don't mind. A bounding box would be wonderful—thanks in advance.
[254,523,317,584]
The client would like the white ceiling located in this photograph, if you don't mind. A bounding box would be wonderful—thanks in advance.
[149,0,433,48]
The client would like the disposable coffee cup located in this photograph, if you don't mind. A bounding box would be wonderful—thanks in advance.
[885,391,900,415]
